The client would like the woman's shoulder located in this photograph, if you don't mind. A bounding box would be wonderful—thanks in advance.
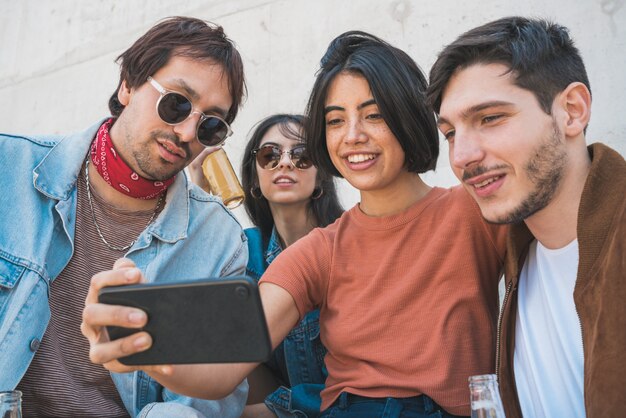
[426,185,482,215]
[435,185,508,258]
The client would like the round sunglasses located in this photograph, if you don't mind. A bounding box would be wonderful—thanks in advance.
[147,76,233,147]
[252,144,313,170]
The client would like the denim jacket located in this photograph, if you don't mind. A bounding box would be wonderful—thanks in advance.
[0,120,248,418]
[245,227,327,418]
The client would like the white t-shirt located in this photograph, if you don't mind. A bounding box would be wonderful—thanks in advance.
[514,239,585,418]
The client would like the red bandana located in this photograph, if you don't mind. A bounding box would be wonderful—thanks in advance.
[90,118,175,200]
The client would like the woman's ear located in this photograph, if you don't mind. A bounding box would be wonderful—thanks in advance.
[117,79,132,107]
[555,82,591,137]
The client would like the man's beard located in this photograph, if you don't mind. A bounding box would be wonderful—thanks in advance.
[491,121,567,224]
[132,130,191,181]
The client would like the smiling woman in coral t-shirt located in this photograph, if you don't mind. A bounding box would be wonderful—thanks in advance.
[255,31,506,417]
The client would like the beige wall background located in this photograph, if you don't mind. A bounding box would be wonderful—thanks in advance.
[1,0,624,226]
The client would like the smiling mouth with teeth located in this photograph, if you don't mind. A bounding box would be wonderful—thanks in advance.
[347,154,376,163]
[474,176,502,188]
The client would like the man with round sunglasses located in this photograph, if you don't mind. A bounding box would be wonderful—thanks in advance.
[147,76,233,148]
[0,17,248,418]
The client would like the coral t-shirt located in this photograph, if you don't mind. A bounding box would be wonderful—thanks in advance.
[260,186,507,415]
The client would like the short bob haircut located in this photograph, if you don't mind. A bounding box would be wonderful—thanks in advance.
[304,31,439,178]
[109,16,246,124]
[241,114,343,244]
[427,16,591,115]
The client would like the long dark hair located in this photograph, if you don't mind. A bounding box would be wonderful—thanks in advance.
[242,114,343,244]
[305,31,439,178]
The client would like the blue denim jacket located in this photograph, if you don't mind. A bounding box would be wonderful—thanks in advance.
[245,227,327,418]
[0,120,248,418]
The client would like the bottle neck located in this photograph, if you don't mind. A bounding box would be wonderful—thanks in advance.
[469,374,505,417]
[0,390,22,411]
[469,374,498,384]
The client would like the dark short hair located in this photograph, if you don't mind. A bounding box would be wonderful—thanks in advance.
[109,16,246,124]
[427,16,591,115]
[242,114,343,243]
[304,31,439,177]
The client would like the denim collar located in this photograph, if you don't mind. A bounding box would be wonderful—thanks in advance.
[265,226,283,265]
[33,118,190,244]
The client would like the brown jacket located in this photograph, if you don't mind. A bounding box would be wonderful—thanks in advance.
[497,143,626,418]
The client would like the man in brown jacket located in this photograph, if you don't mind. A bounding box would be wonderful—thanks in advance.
[427,16,626,418]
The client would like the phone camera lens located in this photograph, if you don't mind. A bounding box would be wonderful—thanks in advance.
[235,285,249,299]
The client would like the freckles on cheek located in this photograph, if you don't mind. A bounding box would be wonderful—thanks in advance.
[325,136,338,153]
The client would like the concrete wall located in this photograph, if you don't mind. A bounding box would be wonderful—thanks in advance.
[1,0,624,226]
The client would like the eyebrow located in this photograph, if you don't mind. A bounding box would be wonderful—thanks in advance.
[170,78,200,100]
[437,100,514,126]
[261,141,306,149]
[324,99,377,114]
[170,78,229,118]
[357,99,377,110]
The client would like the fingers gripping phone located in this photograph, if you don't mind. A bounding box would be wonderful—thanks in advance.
[98,277,272,365]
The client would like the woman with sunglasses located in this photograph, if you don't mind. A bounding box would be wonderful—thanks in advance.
[84,31,507,418]
[240,114,342,418]
[188,114,342,418]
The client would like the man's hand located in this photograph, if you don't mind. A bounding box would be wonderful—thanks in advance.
[81,258,172,375]
[187,146,221,192]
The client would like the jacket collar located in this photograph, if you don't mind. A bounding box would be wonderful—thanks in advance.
[34,119,103,201]
[575,143,626,282]
[33,118,190,243]
[507,143,626,284]
[265,226,283,265]
[145,172,190,243]
[504,223,534,287]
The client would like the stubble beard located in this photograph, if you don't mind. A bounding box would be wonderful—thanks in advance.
[131,130,190,181]
[491,121,567,224]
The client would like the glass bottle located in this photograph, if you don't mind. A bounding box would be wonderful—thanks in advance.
[0,390,22,418]
[469,374,506,418]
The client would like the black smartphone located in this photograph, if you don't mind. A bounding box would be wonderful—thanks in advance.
[98,276,271,365]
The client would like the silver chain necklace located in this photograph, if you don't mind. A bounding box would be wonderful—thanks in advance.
[84,159,164,252]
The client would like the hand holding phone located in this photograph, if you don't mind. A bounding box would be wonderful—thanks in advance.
[98,277,271,365]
